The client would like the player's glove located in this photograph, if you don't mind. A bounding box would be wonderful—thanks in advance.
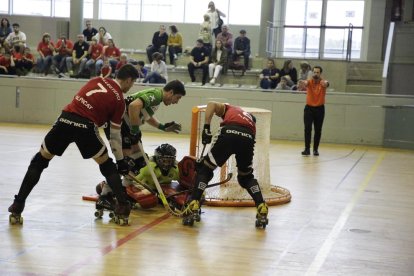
[159,121,182,133]
[130,125,142,144]
[116,158,131,176]
[202,124,212,145]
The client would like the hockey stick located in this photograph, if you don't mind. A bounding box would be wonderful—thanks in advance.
[136,141,185,217]
[166,172,233,199]
[126,172,157,194]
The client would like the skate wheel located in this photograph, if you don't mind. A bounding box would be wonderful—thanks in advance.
[94,210,103,218]
[9,214,23,225]
[109,212,114,219]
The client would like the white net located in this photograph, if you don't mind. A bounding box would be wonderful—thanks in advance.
[189,106,291,206]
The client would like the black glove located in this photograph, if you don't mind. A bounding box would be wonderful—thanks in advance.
[116,158,130,176]
[159,121,182,133]
[202,124,212,145]
[130,130,142,145]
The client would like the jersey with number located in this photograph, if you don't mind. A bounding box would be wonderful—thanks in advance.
[221,104,256,135]
[137,160,179,191]
[63,77,125,127]
[126,88,163,122]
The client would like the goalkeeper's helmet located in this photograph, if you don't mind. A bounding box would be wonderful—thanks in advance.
[154,143,177,175]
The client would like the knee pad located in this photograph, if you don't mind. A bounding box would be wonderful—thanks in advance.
[99,158,117,178]
[237,169,254,189]
[29,152,50,170]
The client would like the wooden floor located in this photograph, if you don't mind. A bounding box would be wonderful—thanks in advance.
[1,123,414,276]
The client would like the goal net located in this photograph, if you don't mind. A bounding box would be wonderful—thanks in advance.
[189,105,291,207]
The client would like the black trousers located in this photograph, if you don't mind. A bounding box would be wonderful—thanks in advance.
[303,105,325,151]
[187,63,208,84]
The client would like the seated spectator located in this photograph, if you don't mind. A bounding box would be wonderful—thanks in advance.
[259,58,280,89]
[216,25,233,58]
[15,46,35,75]
[36,33,55,75]
[136,60,148,82]
[11,45,23,74]
[93,26,112,46]
[299,61,312,81]
[115,53,128,76]
[280,59,298,86]
[167,25,183,65]
[85,37,103,77]
[5,23,26,53]
[100,57,112,78]
[208,39,227,85]
[51,34,73,75]
[233,29,251,70]
[199,14,212,53]
[66,34,89,76]
[143,52,168,84]
[96,38,120,75]
[0,18,12,48]
[147,25,168,63]
[187,39,209,85]
[276,76,292,90]
[82,20,98,42]
[0,53,15,75]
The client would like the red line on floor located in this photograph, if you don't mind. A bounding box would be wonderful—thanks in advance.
[61,213,171,275]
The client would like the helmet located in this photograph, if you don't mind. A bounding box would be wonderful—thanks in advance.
[154,143,177,175]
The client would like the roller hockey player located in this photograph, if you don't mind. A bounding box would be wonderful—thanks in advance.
[182,101,269,228]
[8,64,139,226]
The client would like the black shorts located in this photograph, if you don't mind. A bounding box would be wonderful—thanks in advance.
[103,119,134,149]
[208,125,255,172]
[43,111,107,159]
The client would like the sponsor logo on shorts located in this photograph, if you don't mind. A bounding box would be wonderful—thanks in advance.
[59,117,88,128]
[225,129,253,139]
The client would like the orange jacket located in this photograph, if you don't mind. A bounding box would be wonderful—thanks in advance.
[306,78,327,107]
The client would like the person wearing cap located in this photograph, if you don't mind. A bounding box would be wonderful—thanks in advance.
[36,33,55,75]
[233,29,251,70]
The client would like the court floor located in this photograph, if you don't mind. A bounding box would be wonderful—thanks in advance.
[1,123,414,275]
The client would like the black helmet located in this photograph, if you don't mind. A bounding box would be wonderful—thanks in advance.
[154,144,177,174]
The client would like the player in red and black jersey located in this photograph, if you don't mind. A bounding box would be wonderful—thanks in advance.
[182,101,269,228]
[8,64,139,226]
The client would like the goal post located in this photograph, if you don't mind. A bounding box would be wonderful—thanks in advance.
[189,105,291,207]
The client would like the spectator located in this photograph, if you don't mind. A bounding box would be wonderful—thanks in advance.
[66,34,89,76]
[15,46,35,75]
[85,37,103,77]
[187,39,209,85]
[206,1,226,38]
[135,60,148,82]
[93,26,112,46]
[299,61,312,81]
[146,25,168,64]
[0,18,12,48]
[82,20,98,42]
[167,25,183,65]
[0,53,15,75]
[100,57,112,78]
[276,76,292,90]
[208,39,227,85]
[51,34,73,75]
[259,58,280,90]
[233,29,251,70]
[199,14,213,53]
[143,52,168,84]
[5,23,26,53]
[96,38,120,75]
[115,53,128,76]
[216,25,233,58]
[280,59,298,85]
[36,33,55,75]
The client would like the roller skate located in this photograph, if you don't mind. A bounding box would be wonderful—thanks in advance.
[8,195,25,225]
[182,200,201,226]
[255,202,269,229]
[94,194,116,219]
[113,202,131,226]
[95,181,106,195]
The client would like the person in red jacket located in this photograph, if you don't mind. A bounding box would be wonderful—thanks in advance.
[51,34,73,75]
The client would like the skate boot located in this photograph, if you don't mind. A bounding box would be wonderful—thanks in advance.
[8,195,25,225]
[113,202,131,226]
[95,181,106,195]
[255,202,269,229]
[95,194,116,219]
[182,200,201,226]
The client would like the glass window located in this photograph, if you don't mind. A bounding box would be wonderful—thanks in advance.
[185,0,213,23]
[324,28,362,59]
[0,1,9,14]
[141,0,184,23]
[54,0,70,18]
[100,0,140,21]
[326,0,364,26]
[84,0,93,19]
[283,27,320,58]
[285,0,322,25]
[13,0,51,16]
[228,0,261,25]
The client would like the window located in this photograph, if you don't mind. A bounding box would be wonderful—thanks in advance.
[185,0,214,24]
[228,0,261,25]
[55,0,70,18]
[141,0,184,22]
[100,0,141,21]
[84,0,93,19]
[0,1,8,14]
[13,0,51,16]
